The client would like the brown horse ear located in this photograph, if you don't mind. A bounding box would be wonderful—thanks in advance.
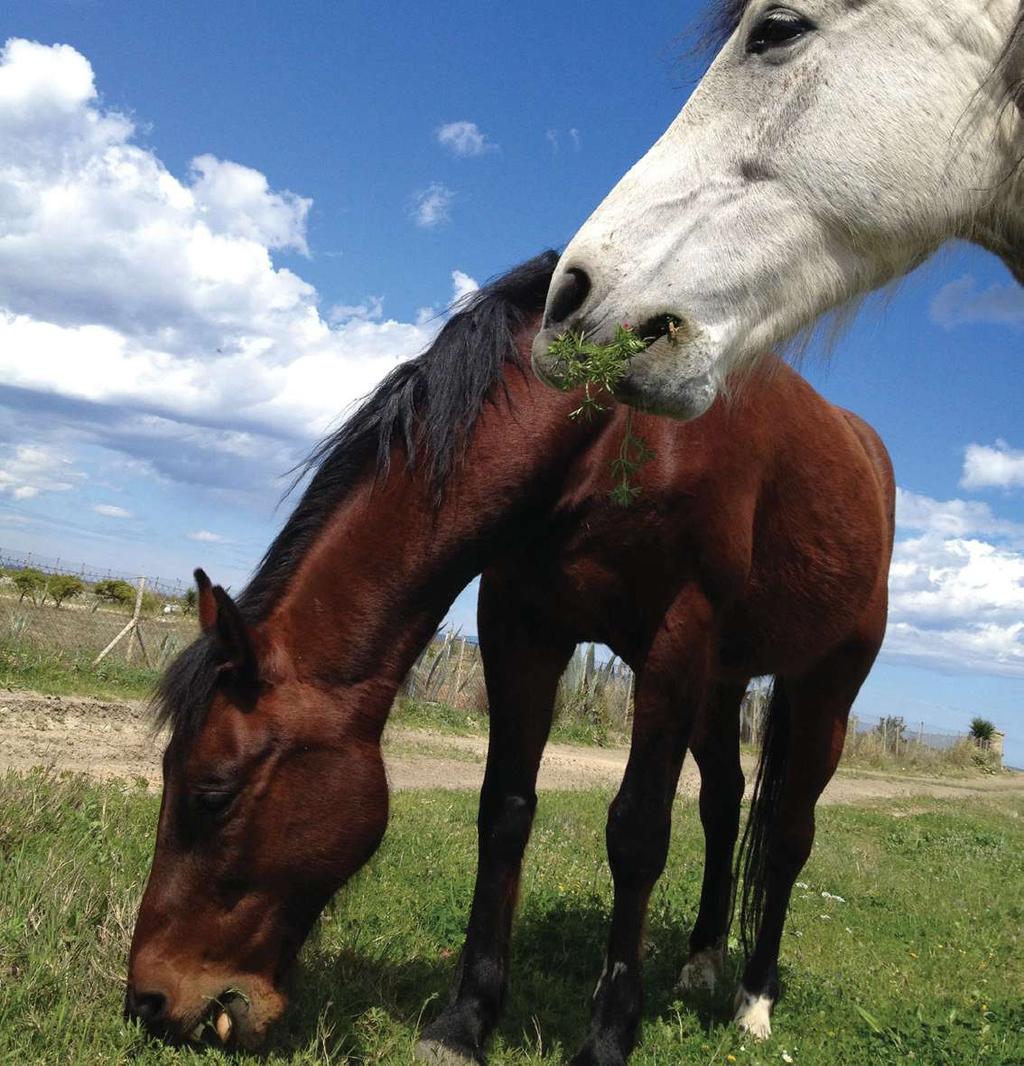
[195,569,258,687]
[194,569,217,632]
[210,584,258,683]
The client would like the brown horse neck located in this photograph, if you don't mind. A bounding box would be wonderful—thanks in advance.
[262,365,589,710]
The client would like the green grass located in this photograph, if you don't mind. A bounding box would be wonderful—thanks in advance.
[0,639,159,701]
[391,698,626,748]
[2,772,1022,1064]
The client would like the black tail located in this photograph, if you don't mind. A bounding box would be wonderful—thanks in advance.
[733,679,791,957]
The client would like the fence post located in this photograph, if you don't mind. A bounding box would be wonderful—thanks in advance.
[94,577,150,667]
[125,579,144,663]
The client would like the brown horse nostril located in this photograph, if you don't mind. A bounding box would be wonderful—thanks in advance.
[545,267,592,327]
[125,986,168,1027]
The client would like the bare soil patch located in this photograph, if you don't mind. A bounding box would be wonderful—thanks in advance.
[2,690,1021,805]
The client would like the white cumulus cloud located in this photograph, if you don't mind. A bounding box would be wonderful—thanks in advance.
[895,487,1024,539]
[884,489,1024,676]
[187,529,226,543]
[961,441,1024,491]
[410,183,454,229]
[0,37,458,506]
[450,269,479,309]
[436,121,498,158]
[190,154,311,255]
[0,444,81,500]
[93,503,132,518]
[930,275,1024,329]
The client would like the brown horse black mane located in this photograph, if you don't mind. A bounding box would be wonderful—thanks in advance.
[154,250,558,735]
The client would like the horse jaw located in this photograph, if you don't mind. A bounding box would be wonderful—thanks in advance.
[534,0,1023,417]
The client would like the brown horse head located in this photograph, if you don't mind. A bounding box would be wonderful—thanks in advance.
[125,250,562,1049]
[125,569,388,1046]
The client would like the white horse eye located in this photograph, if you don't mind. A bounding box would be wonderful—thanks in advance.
[746,8,816,55]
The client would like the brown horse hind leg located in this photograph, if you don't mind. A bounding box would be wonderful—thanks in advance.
[733,636,881,1040]
[570,587,715,1066]
[416,574,575,1065]
[677,681,748,994]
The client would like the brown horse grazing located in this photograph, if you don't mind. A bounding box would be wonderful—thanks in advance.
[126,251,895,1064]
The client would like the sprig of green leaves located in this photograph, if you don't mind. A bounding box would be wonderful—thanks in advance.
[544,324,655,505]
[544,325,648,420]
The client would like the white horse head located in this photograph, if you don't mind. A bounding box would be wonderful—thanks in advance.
[532,0,1024,419]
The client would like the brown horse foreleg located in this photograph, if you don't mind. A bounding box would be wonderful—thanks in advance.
[735,639,878,1039]
[677,681,747,993]
[416,578,574,1065]
[571,590,714,1066]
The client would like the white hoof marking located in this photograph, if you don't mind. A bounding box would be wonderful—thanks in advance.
[733,987,773,1040]
[676,945,725,992]
[414,1039,477,1065]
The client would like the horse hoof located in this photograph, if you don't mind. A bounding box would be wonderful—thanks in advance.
[676,945,725,992]
[733,987,773,1040]
[414,1038,481,1065]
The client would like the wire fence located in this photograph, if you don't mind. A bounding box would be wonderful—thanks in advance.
[0,549,196,675]
[0,547,1004,765]
[0,547,188,599]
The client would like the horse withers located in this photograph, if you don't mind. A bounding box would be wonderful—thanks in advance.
[532,0,1024,420]
[126,252,895,1063]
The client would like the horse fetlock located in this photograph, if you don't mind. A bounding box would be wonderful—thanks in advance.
[733,986,774,1040]
[568,1043,628,1066]
[414,1038,484,1066]
[676,942,726,992]
[418,1003,489,1065]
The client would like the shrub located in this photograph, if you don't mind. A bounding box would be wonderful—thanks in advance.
[12,568,46,604]
[93,579,135,607]
[969,717,996,743]
[47,574,84,608]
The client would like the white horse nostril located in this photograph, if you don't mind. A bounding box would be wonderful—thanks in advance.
[545,267,592,327]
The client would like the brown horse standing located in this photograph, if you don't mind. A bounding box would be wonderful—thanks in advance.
[126,252,894,1064]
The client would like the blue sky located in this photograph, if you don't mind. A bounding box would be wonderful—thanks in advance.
[0,2,1022,763]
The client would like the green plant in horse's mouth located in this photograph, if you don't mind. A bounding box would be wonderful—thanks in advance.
[544,324,655,506]
[544,324,648,419]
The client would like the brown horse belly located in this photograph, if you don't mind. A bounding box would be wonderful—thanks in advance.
[718,473,890,679]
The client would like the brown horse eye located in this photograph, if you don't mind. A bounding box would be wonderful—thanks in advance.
[747,9,815,54]
[193,790,235,816]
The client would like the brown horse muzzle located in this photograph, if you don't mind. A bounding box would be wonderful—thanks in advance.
[125,952,286,1048]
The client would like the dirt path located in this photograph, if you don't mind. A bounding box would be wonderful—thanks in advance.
[2,690,1021,805]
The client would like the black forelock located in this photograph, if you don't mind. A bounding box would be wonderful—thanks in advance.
[152,249,560,736]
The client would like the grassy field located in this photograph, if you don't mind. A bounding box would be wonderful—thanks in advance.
[2,772,1022,1065]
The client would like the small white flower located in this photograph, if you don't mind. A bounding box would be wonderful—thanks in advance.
[821,891,846,903]
[795,882,809,890]
[782,1052,794,1063]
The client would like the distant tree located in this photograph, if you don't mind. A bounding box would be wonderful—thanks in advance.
[12,568,46,604]
[969,717,997,743]
[94,578,135,608]
[876,715,907,753]
[183,587,197,615]
[48,574,84,608]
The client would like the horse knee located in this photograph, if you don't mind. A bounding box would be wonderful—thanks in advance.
[479,793,536,863]
[606,793,671,888]
[767,816,815,878]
